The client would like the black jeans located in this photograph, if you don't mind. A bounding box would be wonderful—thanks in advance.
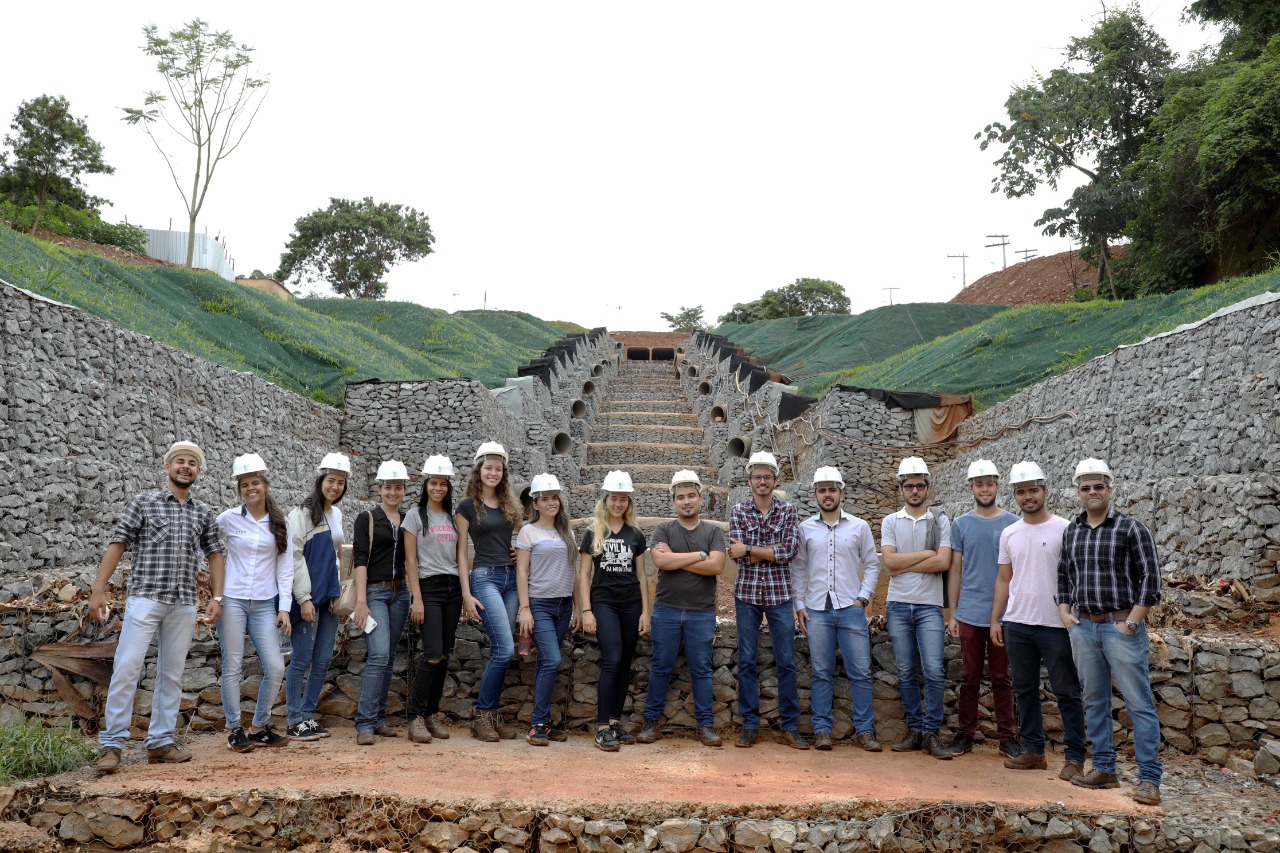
[410,574,463,717]
[1004,620,1088,763]
[594,597,642,724]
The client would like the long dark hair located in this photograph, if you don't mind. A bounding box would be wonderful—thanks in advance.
[241,474,289,555]
[301,471,347,529]
[463,455,521,525]
[418,475,456,530]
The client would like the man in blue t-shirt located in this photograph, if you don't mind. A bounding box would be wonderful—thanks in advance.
[944,460,1019,758]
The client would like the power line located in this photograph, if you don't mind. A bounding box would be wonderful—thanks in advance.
[883,286,900,306]
[985,234,1010,270]
[1016,248,1038,262]
[947,253,969,287]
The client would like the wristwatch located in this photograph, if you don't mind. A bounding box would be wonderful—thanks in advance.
[856,597,869,608]
[698,550,709,561]
[1123,619,1139,632]
[212,596,223,604]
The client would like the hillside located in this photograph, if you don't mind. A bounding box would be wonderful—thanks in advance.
[950,247,1124,307]
[0,227,562,403]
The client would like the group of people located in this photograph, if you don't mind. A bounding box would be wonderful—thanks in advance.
[87,439,1163,806]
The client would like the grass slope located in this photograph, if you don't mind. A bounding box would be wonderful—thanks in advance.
[0,227,562,403]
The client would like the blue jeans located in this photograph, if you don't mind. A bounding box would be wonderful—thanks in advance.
[1070,618,1163,784]
[644,604,717,727]
[99,596,197,750]
[735,598,800,731]
[530,596,574,726]
[471,565,519,711]
[355,582,410,733]
[218,596,286,730]
[286,600,341,725]
[885,601,946,733]
[806,604,874,735]
[1004,621,1087,762]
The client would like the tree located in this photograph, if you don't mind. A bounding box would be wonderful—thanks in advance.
[659,306,705,333]
[0,95,113,234]
[976,6,1173,297]
[1188,0,1280,60]
[275,197,436,299]
[122,19,268,268]
[718,278,850,324]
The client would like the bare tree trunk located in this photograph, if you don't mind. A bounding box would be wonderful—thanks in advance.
[186,212,198,269]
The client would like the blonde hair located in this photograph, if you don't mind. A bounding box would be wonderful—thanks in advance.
[531,492,576,563]
[589,493,636,557]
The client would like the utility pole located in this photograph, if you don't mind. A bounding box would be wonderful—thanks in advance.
[985,234,1010,270]
[1016,248,1038,262]
[947,252,969,287]
[883,287,900,306]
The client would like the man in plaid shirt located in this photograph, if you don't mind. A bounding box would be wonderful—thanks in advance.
[89,442,225,773]
[727,451,805,749]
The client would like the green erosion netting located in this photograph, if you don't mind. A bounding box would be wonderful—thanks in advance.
[0,228,563,403]
[834,270,1280,407]
[716,304,1009,393]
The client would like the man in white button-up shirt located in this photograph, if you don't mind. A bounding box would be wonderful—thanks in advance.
[792,466,881,752]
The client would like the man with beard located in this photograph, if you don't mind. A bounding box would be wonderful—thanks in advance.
[990,461,1087,781]
[881,457,953,760]
[792,466,881,751]
[945,460,1019,758]
[89,442,225,772]
[1058,458,1163,806]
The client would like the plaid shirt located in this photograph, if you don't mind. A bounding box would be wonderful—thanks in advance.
[1056,507,1161,613]
[730,498,799,607]
[110,489,222,605]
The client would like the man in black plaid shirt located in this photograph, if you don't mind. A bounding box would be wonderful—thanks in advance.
[89,441,225,773]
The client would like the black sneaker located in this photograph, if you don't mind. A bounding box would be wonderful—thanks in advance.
[227,727,254,753]
[947,734,975,755]
[310,720,331,738]
[612,723,636,745]
[594,727,620,752]
[287,720,324,742]
[247,725,290,748]
[527,724,550,746]
[547,727,568,742]
[999,739,1022,759]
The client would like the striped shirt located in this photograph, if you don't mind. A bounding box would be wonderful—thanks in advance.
[1056,508,1161,613]
[730,498,799,607]
[109,489,223,605]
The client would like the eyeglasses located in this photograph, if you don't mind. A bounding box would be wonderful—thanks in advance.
[1078,484,1109,493]
[749,475,776,483]
[901,483,929,492]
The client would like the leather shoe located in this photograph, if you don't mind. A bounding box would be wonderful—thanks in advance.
[891,730,922,752]
[1059,760,1084,781]
[735,727,759,748]
[96,747,122,774]
[856,732,883,752]
[1133,781,1161,805]
[146,744,192,764]
[813,731,833,751]
[697,726,722,747]
[1004,750,1047,770]
[636,720,662,744]
[923,733,953,760]
[780,730,809,750]
[374,723,396,737]
[1071,768,1120,789]
[356,730,375,746]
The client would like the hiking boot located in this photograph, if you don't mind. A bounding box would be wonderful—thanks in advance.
[636,720,662,744]
[248,725,289,748]
[426,713,451,740]
[287,720,324,742]
[1133,781,1162,805]
[146,744,193,764]
[1071,768,1120,789]
[495,710,518,740]
[96,747,122,774]
[227,727,254,753]
[813,731,833,751]
[697,726,722,747]
[356,730,375,746]
[373,723,396,738]
[1059,760,1084,782]
[999,739,1022,759]
[892,730,922,752]
[611,722,636,745]
[736,727,759,748]
[527,724,551,746]
[780,730,810,750]
[471,710,500,743]
[924,733,953,760]
[594,727,620,752]
[408,716,433,743]
[1004,750,1047,770]
[947,734,975,755]
[856,732,883,752]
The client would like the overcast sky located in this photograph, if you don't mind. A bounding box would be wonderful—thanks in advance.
[2,2,1218,330]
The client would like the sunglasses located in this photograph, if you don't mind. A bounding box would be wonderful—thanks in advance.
[1078,483,1109,493]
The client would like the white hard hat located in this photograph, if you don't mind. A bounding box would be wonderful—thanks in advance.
[745,450,779,475]
[1008,461,1047,486]
[1073,458,1113,485]
[421,455,456,477]
[375,460,410,482]
[967,459,1000,481]
[317,452,351,474]
[669,469,702,492]
[231,452,269,480]
[812,466,845,488]
[529,473,561,495]
[601,470,634,493]
[474,441,508,463]
[898,456,930,479]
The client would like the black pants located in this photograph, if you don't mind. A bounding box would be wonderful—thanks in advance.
[595,597,642,724]
[410,574,463,717]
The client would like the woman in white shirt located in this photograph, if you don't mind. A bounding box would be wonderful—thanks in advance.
[216,453,294,752]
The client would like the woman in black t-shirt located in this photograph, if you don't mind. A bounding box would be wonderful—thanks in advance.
[577,470,650,752]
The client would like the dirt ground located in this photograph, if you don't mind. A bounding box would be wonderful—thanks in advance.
[23,226,174,268]
[950,248,1126,307]
[83,726,1150,818]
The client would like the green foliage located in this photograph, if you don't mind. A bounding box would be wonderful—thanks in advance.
[1188,0,1280,60]
[659,305,705,333]
[548,320,589,335]
[0,199,147,253]
[719,278,850,324]
[0,717,98,782]
[1,95,114,233]
[276,197,435,299]
[123,19,268,268]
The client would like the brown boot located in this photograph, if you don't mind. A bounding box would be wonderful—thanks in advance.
[1004,750,1047,770]
[426,713,451,740]
[1059,760,1084,781]
[96,747,122,774]
[471,710,500,743]
[408,716,433,743]
[923,733,953,760]
[1071,768,1120,789]
[494,709,518,740]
